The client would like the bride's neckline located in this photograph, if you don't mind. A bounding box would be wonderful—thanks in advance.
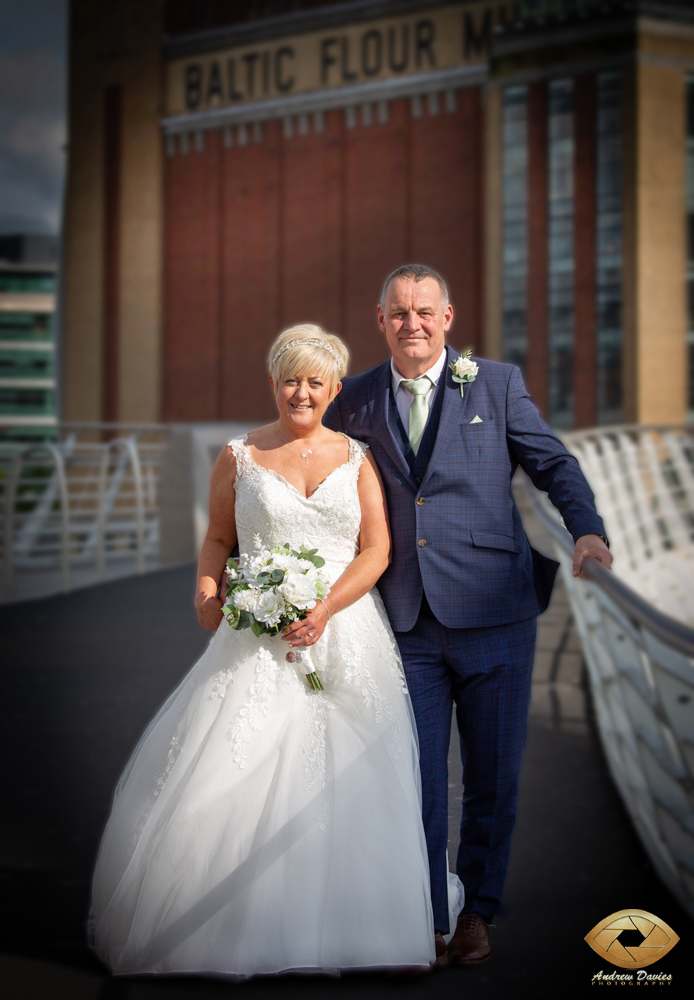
[241,433,353,501]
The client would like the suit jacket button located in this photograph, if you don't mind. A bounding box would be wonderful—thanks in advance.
[418,538,427,547]
[416,497,425,506]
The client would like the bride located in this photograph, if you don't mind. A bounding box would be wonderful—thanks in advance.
[89,324,463,977]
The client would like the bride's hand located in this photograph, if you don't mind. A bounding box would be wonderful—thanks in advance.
[196,593,224,631]
[282,602,330,647]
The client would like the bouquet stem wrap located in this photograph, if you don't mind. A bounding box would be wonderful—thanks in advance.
[292,647,324,691]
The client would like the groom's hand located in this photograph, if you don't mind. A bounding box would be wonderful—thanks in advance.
[572,534,612,577]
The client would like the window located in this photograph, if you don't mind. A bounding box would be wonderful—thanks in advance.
[596,71,623,425]
[502,85,529,374]
[0,387,55,416]
[0,273,55,292]
[0,348,54,380]
[548,79,575,428]
[0,312,52,341]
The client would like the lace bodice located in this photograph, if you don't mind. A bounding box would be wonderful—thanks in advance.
[229,434,368,583]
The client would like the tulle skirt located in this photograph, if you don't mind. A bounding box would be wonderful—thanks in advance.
[89,588,462,977]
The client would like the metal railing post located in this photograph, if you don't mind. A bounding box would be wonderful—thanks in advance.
[0,423,169,600]
[95,446,109,581]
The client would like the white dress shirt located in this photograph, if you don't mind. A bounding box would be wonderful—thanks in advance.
[390,349,447,435]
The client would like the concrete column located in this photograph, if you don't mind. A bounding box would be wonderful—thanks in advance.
[62,0,164,425]
[629,60,687,424]
[62,2,105,422]
[118,2,165,424]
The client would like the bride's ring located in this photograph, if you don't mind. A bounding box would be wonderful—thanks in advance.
[307,632,313,638]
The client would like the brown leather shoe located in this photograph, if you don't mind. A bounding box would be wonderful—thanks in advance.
[447,912,491,965]
[434,931,449,967]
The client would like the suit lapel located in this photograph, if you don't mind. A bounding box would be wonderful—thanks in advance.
[370,360,417,486]
[420,345,474,491]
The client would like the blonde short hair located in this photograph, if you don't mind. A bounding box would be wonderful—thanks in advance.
[268,324,348,396]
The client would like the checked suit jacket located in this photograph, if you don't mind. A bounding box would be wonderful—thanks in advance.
[324,344,606,632]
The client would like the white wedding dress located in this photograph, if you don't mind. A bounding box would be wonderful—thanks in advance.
[89,434,463,977]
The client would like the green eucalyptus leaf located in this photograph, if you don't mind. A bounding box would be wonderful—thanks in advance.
[225,607,241,628]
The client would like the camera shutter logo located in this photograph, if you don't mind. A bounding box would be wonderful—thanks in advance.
[585,909,679,969]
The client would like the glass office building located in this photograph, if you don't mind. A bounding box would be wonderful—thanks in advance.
[0,236,58,440]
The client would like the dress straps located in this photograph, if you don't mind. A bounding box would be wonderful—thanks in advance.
[228,437,252,485]
[346,435,369,471]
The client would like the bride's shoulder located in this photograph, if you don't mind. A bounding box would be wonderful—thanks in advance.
[329,430,369,467]
[226,424,272,456]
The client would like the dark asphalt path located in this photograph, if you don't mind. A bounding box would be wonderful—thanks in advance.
[1,564,692,999]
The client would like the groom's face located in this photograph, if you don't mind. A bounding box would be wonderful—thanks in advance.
[377,277,453,377]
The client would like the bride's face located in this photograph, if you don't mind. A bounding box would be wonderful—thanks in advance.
[271,372,340,429]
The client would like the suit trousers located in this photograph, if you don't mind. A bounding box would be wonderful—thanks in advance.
[394,612,537,931]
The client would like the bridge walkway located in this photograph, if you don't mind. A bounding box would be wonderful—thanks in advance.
[1,495,691,999]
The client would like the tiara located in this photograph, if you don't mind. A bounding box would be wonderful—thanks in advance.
[271,338,342,373]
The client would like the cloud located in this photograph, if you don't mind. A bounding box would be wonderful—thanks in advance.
[0,46,66,235]
[7,111,65,172]
[0,49,65,109]
[0,208,60,235]
[0,3,67,56]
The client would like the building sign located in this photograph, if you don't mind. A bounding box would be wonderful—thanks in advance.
[166,1,514,115]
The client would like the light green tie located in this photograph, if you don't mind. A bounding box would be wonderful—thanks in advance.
[401,376,432,456]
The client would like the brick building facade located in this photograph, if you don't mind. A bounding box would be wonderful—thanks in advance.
[62,0,694,427]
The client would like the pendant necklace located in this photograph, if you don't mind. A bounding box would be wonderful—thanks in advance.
[279,428,314,464]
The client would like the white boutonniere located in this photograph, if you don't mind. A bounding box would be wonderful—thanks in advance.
[449,349,479,398]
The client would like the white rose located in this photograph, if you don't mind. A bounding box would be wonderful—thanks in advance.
[453,355,479,380]
[279,572,318,610]
[233,587,261,611]
[243,553,271,584]
[252,589,286,626]
[272,553,304,573]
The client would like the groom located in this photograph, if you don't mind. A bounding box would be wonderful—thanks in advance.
[324,264,611,965]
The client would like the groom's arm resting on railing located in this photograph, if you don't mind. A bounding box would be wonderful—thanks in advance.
[503,366,613,578]
[572,534,612,577]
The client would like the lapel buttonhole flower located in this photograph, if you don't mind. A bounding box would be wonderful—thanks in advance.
[450,349,479,398]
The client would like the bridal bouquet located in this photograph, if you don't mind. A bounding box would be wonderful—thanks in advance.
[222,538,330,690]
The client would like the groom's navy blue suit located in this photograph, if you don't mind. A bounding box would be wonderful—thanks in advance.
[325,344,605,930]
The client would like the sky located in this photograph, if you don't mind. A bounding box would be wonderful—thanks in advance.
[0,0,67,235]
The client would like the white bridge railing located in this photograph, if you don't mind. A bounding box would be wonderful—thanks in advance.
[523,425,694,918]
[0,424,170,600]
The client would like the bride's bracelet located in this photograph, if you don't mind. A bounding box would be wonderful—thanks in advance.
[318,597,331,620]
